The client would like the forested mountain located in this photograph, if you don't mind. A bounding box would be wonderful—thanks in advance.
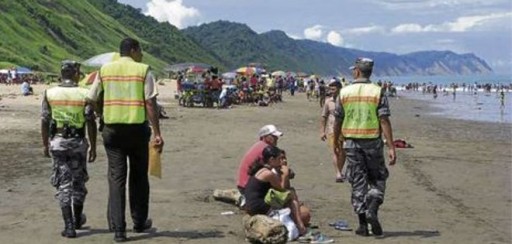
[184,21,493,76]
[0,0,221,73]
[0,0,493,76]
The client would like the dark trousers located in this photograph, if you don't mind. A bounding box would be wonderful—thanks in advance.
[345,146,389,214]
[102,123,151,231]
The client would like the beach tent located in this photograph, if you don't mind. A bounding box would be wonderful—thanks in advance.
[222,72,237,79]
[271,70,286,77]
[16,67,33,74]
[82,52,120,67]
[164,62,212,73]
[0,69,8,74]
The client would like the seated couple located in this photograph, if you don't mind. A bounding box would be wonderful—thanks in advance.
[243,145,308,236]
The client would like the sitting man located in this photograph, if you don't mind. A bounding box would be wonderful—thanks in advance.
[21,80,33,96]
[237,125,283,196]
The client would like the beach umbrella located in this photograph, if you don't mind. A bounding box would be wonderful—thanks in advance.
[271,70,286,77]
[222,72,237,79]
[296,72,308,78]
[187,65,208,74]
[286,71,297,77]
[79,71,98,88]
[236,66,266,75]
[82,52,120,67]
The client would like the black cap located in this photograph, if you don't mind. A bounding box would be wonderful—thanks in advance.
[61,60,81,73]
[349,57,374,72]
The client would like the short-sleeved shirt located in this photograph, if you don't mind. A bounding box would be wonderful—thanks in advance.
[237,141,268,189]
[321,96,336,135]
[334,78,390,149]
[87,67,158,102]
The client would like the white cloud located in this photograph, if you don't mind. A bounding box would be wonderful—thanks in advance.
[286,33,301,40]
[440,12,512,32]
[391,12,512,33]
[373,0,505,11]
[391,24,423,33]
[345,25,384,35]
[326,31,344,46]
[303,25,324,40]
[144,0,201,29]
[436,39,455,44]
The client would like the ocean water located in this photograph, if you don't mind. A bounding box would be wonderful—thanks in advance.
[397,89,511,124]
[371,74,511,124]
[374,74,512,86]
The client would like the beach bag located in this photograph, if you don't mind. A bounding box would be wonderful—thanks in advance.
[269,208,299,241]
[243,214,288,244]
[264,189,291,208]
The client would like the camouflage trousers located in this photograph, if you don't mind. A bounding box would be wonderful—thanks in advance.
[49,136,89,208]
[345,146,389,214]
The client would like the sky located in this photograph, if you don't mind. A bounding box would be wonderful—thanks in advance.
[118,0,512,74]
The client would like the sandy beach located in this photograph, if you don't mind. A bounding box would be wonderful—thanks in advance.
[0,82,510,244]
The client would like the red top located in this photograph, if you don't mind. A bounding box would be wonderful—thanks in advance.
[211,78,222,90]
[250,76,258,86]
[236,141,268,189]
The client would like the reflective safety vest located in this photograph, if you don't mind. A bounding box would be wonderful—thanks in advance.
[100,57,148,124]
[46,85,89,129]
[339,82,382,139]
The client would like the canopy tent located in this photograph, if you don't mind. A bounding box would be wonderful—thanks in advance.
[271,70,286,77]
[222,72,237,79]
[164,62,212,73]
[0,67,33,74]
[16,67,33,74]
[82,52,120,67]
[296,72,309,78]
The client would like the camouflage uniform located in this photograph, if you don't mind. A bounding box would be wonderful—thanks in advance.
[42,90,94,207]
[335,78,391,215]
[49,137,89,207]
[344,140,389,214]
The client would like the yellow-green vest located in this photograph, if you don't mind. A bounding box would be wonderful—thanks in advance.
[339,82,382,139]
[100,57,148,124]
[46,85,89,129]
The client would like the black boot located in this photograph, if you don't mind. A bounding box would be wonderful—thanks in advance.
[355,213,369,236]
[133,218,152,233]
[366,198,383,236]
[114,231,127,242]
[60,206,76,238]
[73,204,86,229]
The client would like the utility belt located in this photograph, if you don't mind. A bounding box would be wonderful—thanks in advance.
[50,122,85,139]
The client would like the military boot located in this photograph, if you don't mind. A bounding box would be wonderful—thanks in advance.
[73,204,86,229]
[355,213,369,236]
[61,206,76,238]
[366,198,383,236]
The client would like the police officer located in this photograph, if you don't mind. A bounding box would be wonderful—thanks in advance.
[87,37,164,242]
[333,57,396,237]
[41,60,97,238]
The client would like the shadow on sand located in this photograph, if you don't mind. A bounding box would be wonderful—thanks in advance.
[382,230,440,239]
[76,227,225,241]
[128,229,226,242]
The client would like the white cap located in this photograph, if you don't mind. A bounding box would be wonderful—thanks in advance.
[258,124,283,138]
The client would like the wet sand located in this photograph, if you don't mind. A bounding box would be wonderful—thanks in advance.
[0,83,510,243]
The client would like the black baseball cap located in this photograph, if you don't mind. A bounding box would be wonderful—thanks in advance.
[61,60,81,72]
[349,57,374,72]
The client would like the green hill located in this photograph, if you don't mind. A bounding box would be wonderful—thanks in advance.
[0,0,493,77]
[0,0,220,74]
